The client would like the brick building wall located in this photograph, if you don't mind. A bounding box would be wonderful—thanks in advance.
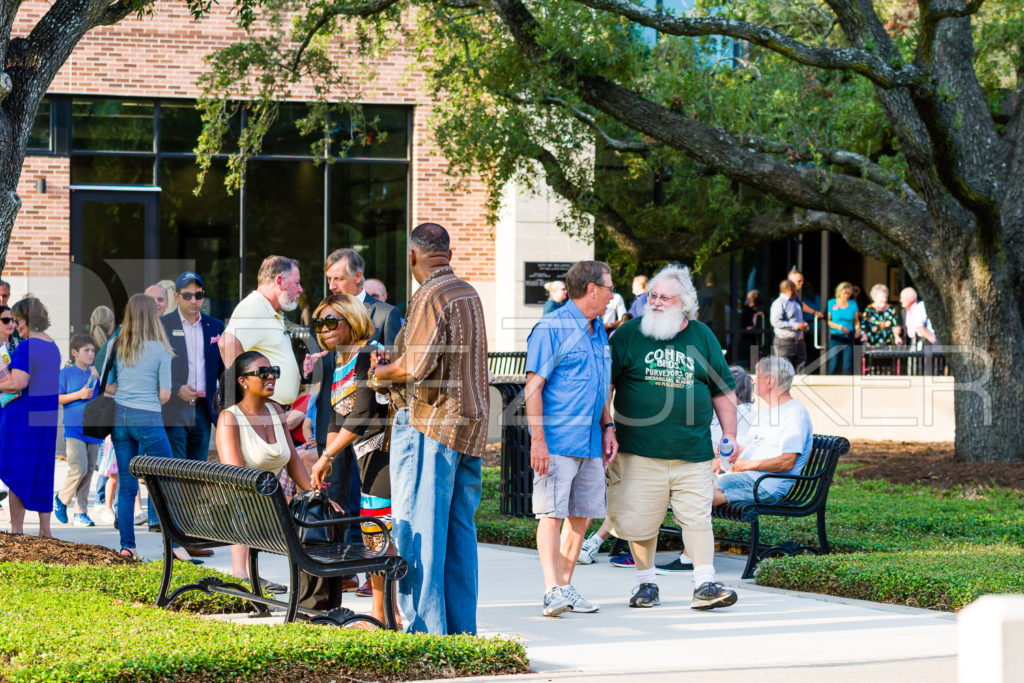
[7,0,495,283]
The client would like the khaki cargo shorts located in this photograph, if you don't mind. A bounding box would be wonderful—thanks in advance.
[605,452,714,541]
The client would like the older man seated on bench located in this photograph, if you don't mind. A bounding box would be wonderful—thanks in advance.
[715,356,813,506]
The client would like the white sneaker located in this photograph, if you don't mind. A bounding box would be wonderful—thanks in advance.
[133,510,148,525]
[577,535,601,565]
[562,584,599,613]
[542,586,573,617]
[96,508,116,525]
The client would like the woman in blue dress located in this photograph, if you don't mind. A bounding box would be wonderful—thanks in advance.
[0,297,61,536]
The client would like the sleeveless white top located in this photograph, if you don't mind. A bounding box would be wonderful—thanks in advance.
[225,404,292,474]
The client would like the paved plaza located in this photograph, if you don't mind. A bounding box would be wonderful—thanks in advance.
[5,460,958,683]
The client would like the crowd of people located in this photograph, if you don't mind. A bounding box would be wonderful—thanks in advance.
[0,223,489,636]
[0,246,939,633]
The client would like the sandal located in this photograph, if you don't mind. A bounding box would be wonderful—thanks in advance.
[172,546,203,565]
[120,548,138,559]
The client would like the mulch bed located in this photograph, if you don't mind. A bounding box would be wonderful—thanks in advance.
[845,440,1024,489]
[484,439,1024,490]
[0,532,134,566]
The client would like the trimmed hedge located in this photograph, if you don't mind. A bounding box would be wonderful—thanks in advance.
[475,467,1024,554]
[712,476,1024,553]
[0,561,528,682]
[0,560,249,614]
[755,546,1024,612]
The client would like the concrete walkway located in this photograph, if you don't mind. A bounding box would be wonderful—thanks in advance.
[4,462,958,682]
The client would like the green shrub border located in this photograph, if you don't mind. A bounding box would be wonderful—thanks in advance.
[0,561,528,682]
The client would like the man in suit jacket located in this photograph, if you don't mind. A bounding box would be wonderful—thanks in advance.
[311,249,402,519]
[161,271,225,462]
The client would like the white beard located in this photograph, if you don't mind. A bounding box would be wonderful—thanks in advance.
[640,304,686,340]
[278,290,299,312]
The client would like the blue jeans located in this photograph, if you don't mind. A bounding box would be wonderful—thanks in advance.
[111,405,173,550]
[166,405,213,462]
[827,336,854,375]
[718,471,781,505]
[390,409,483,635]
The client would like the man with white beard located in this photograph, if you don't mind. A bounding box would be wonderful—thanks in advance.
[606,264,740,610]
[220,255,305,407]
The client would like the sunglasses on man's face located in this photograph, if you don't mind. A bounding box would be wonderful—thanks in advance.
[179,291,206,301]
[240,366,281,381]
[0,317,12,325]
[311,317,346,332]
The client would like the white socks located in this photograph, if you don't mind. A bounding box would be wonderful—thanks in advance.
[693,564,715,586]
[679,552,692,563]
[635,567,656,585]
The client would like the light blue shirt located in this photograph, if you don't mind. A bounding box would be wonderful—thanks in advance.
[109,340,172,413]
[526,299,610,459]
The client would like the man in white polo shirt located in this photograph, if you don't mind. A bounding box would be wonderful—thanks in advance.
[220,255,304,407]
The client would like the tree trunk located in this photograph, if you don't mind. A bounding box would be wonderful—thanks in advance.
[0,188,19,276]
[933,260,1024,463]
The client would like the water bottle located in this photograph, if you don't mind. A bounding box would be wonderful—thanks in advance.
[719,438,733,472]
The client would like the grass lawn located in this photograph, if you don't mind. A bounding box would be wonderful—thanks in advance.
[474,466,1024,611]
[0,559,528,682]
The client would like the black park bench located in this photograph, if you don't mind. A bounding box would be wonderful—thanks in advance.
[657,434,851,579]
[129,456,408,629]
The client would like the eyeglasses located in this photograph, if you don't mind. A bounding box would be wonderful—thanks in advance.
[240,366,281,381]
[311,317,346,332]
[648,293,679,303]
[0,317,12,325]
[594,283,614,292]
[179,291,206,301]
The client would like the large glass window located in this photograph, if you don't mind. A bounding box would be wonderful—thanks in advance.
[160,100,241,154]
[28,97,51,151]
[61,95,410,317]
[339,106,409,159]
[245,160,326,321]
[159,158,241,321]
[70,156,154,185]
[72,99,155,151]
[330,163,408,304]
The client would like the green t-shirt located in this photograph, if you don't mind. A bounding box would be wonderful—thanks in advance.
[610,318,736,462]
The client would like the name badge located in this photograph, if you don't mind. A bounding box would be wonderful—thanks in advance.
[172,329,185,337]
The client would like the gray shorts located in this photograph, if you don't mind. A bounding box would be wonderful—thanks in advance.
[533,454,606,520]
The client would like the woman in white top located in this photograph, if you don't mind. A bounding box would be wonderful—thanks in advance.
[216,350,313,591]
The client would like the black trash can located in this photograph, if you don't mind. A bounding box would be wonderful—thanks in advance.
[493,381,532,517]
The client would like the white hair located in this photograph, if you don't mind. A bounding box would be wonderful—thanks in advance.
[757,356,795,392]
[648,264,699,321]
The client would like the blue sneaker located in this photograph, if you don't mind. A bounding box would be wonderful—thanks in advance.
[609,551,635,568]
[53,493,68,524]
[72,513,95,527]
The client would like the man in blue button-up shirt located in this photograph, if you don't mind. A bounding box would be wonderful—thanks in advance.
[525,260,619,617]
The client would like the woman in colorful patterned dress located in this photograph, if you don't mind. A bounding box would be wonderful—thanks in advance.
[860,284,903,347]
[309,293,395,628]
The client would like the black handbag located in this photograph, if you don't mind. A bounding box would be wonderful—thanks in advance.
[289,488,340,546]
[82,339,118,440]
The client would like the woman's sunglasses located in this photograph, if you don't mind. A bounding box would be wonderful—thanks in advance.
[240,366,281,381]
[311,317,346,332]
[179,291,205,301]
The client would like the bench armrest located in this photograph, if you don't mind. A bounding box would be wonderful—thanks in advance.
[751,471,823,505]
[291,514,393,559]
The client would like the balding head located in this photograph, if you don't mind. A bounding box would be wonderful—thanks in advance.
[145,284,168,316]
[899,287,918,308]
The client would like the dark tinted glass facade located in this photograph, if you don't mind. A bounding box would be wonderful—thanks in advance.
[32,97,410,331]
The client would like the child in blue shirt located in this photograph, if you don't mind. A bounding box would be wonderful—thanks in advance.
[55,334,102,526]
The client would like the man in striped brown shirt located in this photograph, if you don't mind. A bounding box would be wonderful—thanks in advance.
[369,222,489,635]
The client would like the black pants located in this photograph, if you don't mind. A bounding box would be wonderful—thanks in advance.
[773,336,806,373]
